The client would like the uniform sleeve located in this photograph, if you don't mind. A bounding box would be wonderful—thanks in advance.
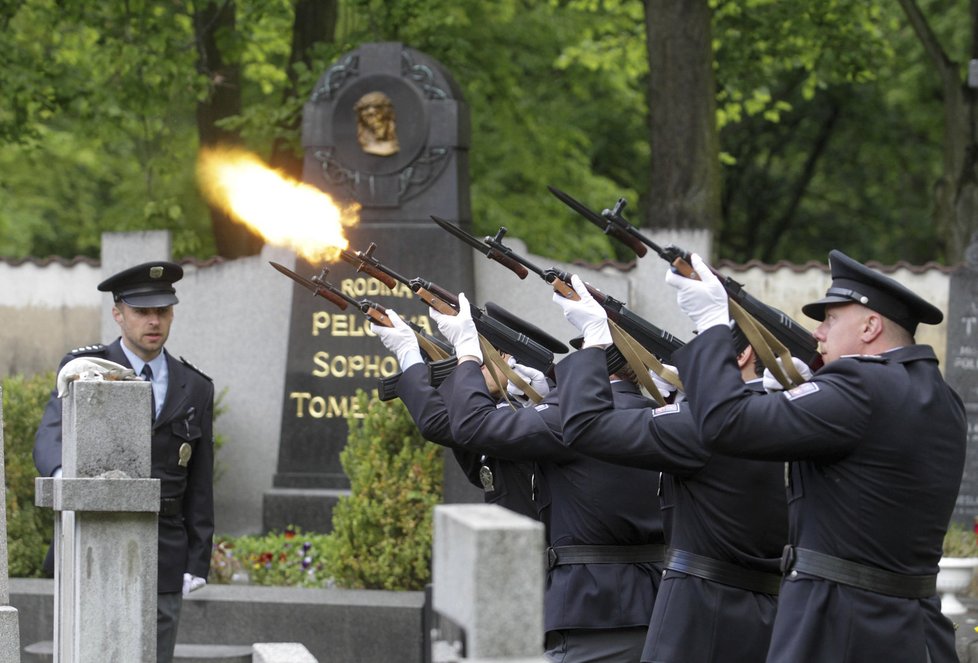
[675,325,867,461]
[183,379,215,579]
[33,354,76,477]
[395,363,455,446]
[556,347,710,475]
[442,361,575,463]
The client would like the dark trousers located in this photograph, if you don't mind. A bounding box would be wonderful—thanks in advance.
[545,627,647,663]
[157,592,183,663]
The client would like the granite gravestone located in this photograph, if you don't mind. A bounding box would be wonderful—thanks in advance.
[948,233,978,527]
[264,42,479,533]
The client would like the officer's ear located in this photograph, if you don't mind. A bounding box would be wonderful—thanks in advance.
[860,312,884,344]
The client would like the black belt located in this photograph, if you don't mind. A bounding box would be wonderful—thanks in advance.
[780,545,936,599]
[665,548,782,595]
[547,544,665,570]
[159,497,182,518]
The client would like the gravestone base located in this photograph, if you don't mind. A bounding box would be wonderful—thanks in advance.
[0,606,19,663]
[261,488,346,534]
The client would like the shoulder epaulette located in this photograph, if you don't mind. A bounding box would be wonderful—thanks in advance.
[69,343,108,356]
[179,356,213,382]
[843,353,888,363]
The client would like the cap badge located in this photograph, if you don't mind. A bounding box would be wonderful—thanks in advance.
[150,266,164,279]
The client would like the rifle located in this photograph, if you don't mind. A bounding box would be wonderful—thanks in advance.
[430,216,683,404]
[430,216,684,362]
[269,261,455,400]
[549,185,822,384]
[340,243,556,374]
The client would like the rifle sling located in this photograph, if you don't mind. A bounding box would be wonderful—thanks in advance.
[728,300,806,389]
[415,332,451,362]
[479,336,544,405]
[608,321,684,404]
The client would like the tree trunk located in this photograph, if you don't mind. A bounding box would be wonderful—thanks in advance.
[643,0,721,234]
[898,0,978,263]
[194,0,261,258]
[269,0,339,181]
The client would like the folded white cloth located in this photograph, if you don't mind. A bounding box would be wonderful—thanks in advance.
[56,357,137,398]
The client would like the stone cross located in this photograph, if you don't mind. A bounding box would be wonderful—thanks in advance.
[35,380,160,662]
[0,388,21,663]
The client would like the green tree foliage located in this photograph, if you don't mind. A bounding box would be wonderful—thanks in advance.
[323,390,442,590]
[0,0,967,266]
[1,373,56,578]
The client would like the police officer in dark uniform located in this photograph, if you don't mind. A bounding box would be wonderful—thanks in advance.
[665,251,966,663]
[430,293,665,663]
[552,273,788,663]
[34,261,215,663]
[372,302,565,521]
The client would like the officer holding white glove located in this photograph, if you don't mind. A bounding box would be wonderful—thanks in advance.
[506,356,551,399]
[551,274,613,348]
[761,357,814,393]
[664,253,729,333]
[370,309,424,371]
[182,572,206,598]
[649,364,682,402]
[429,292,482,363]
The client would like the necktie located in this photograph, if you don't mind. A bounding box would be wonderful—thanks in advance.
[141,364,156,420]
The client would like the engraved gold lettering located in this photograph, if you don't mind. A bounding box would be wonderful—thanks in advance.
[290,392,311,417]
[332,315,349,336]
[312,311,330,336]
[312,351,330,377]
[308,396,327,418]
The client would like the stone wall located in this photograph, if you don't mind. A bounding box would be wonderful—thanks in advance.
[0,232,954,535]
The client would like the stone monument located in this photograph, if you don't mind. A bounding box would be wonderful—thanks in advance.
[0,388,20,663]
[431,504,545,661]
[948,233,978,526]
[35,380,160,662]
[264,42,480,534]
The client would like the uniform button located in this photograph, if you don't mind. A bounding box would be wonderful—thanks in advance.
[790,570,798,578]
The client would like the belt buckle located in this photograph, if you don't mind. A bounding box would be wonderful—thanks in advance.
[780,544,795,574]
[547,547,558,570]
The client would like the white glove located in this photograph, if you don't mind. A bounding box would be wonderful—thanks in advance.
[430,292,482,362]
[552,274,612,348]
[371,310,423,370]
[650,364,681,400]
[182,573,206,597]
[56,357,136,397]
[762,357,814,393]
[664,253,729,333]
[506,357,550,399]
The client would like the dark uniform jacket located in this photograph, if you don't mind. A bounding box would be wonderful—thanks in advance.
[395,363,539,521]
[557,346,787,663]
[34,339,215,594]
[441,360,664,634]
[675,325,966,663]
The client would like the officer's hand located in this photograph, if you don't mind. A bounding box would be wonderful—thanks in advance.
[182,573,206,598]
[552,274,612,348]
[664,253,729,333]
[371,310,423,370]
[650,364,682,401]
[762,357,814,393]
[507,358,550,399]
[430,293,482,363]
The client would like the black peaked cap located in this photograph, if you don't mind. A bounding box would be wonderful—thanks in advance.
[98,261,183,308]
[801,250,942,334]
